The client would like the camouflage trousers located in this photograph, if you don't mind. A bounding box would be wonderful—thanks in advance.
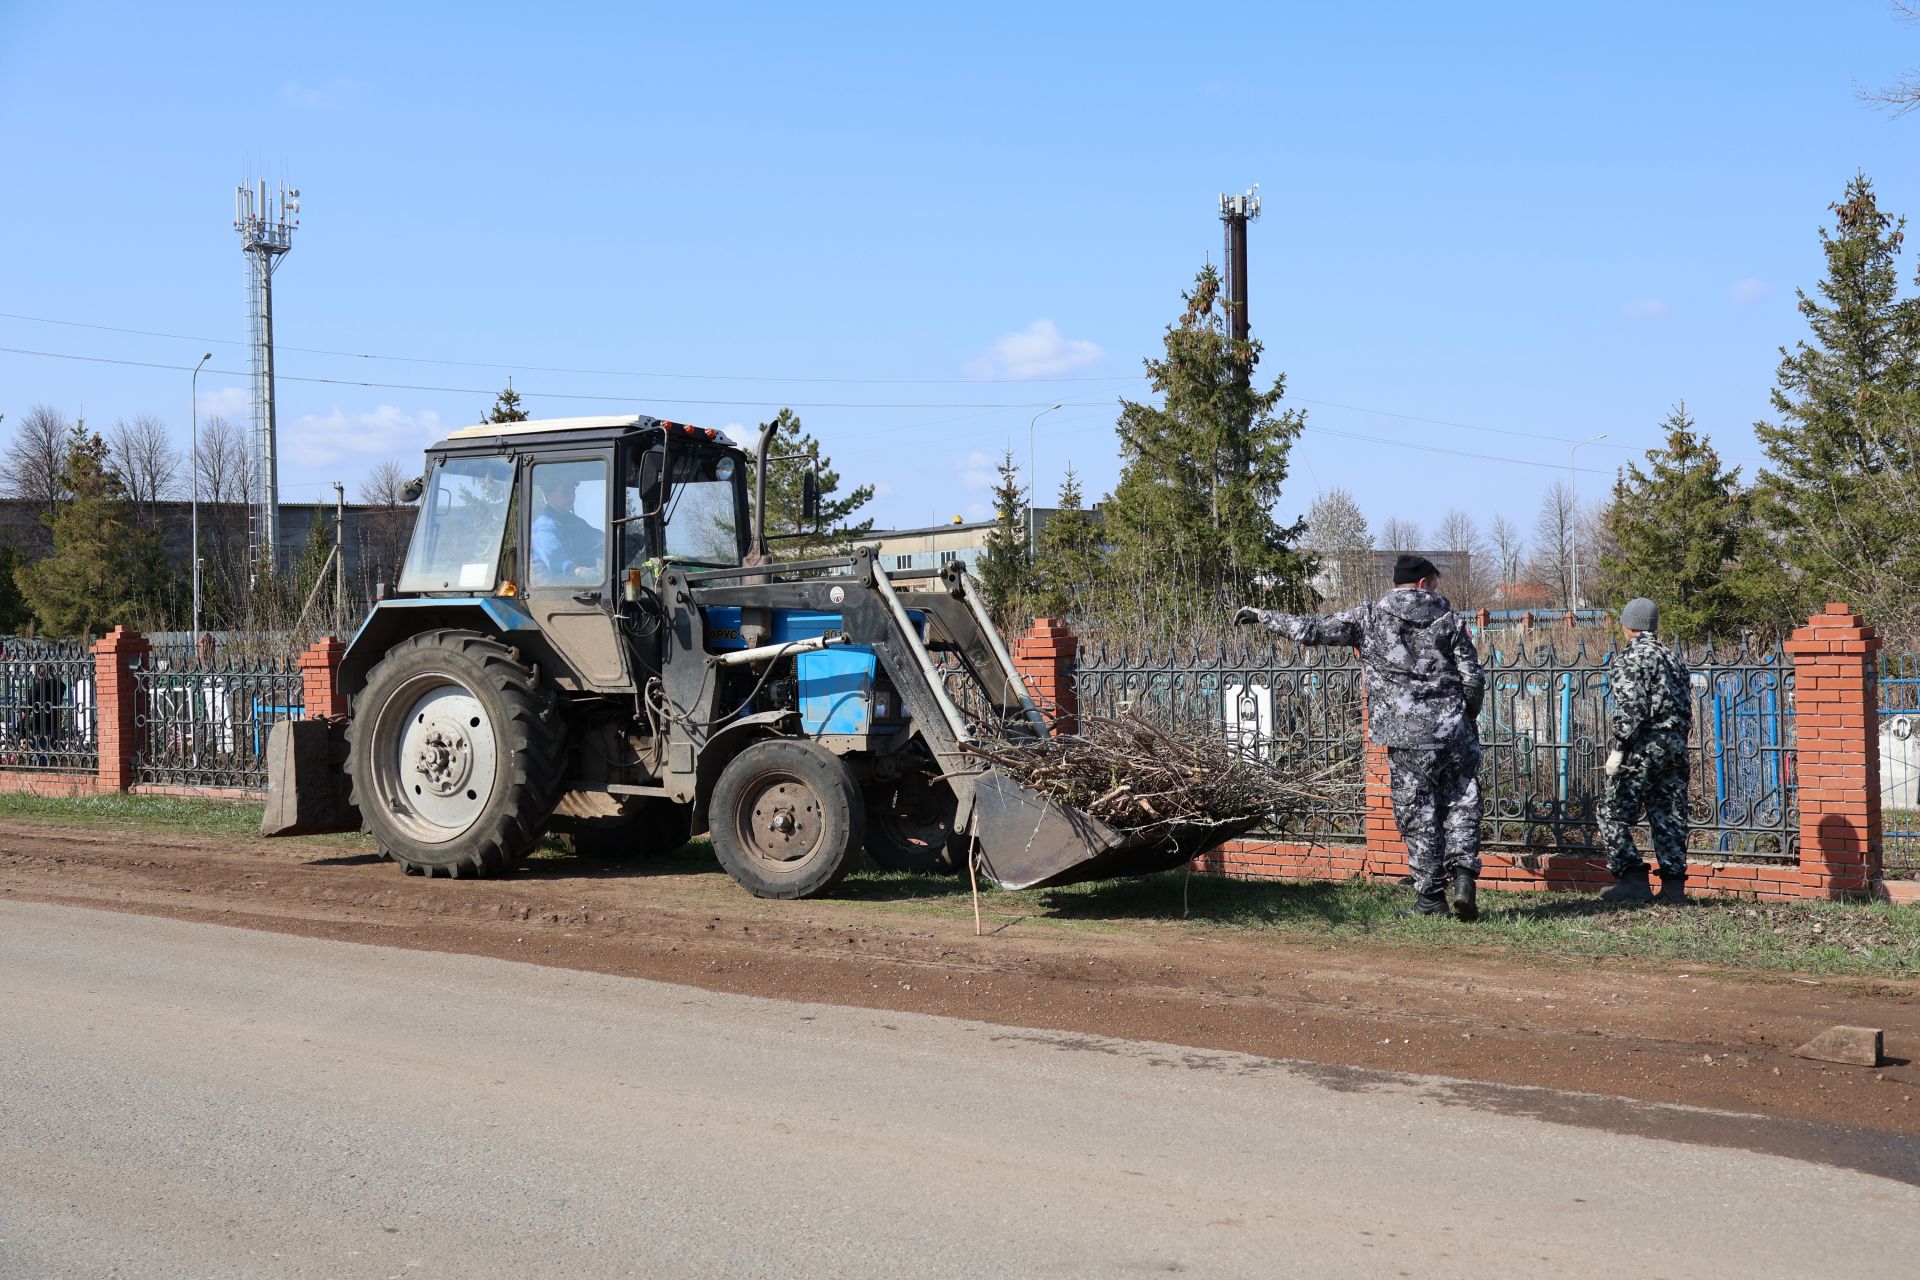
[1387,741,1483,896]
[1598,731,1690,879]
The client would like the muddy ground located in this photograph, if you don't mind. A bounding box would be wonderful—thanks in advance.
[3,818,1916,1141]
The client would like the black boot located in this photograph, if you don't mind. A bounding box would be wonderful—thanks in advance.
[1657,873,1687,905]
[1448,871,1479,922]
[1399,889,1448,918]
[1600,865,1654,904]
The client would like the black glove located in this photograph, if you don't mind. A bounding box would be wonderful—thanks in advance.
[1466,692,1484,723]
[1232,606,1263,627]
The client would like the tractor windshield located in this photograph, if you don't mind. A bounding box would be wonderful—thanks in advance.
[397,455,515,593]
[627,447,741,569]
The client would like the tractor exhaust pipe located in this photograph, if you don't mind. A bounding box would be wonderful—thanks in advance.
[746,419,777,566]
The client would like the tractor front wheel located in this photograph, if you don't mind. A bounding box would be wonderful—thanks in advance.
[345,628,565,877]
[708,739,865,899]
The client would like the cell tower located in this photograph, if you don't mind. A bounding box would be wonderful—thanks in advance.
[234,180,300,573]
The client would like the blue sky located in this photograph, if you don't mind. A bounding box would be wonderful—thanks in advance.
[3,1,1919,547]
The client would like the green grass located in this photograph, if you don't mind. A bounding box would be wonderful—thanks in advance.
[6,792,1918,978]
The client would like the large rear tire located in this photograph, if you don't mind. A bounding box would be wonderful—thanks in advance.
[345,628,565,878]
[709,739,865,899]
[864,772,967,874]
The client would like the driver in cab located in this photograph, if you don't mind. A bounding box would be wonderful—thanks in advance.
[531,472,605,583]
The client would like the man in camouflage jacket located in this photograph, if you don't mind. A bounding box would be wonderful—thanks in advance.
[1235,554,1486,920]
[1597,597,1693,904]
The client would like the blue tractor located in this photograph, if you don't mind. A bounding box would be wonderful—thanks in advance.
[266,413,1197,898]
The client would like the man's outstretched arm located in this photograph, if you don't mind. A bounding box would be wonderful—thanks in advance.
[1232,605,1366,648]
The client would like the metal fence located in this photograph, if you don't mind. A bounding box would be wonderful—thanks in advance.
[0,638,97,773]
[1071,634,1796,860]
[1479,638,1796,860]
[1072,639,1368,842]
[131,653,304,789]
[1878,652,1920,875]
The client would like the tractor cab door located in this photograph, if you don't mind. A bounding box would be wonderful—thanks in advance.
[521,454,632,692]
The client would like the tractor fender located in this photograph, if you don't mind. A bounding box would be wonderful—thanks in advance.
[339,598,553,702]
[688,710,801,832]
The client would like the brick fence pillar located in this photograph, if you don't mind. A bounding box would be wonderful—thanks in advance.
[299,635,348,720]
[92,626,150,792]
[1360,686,1409,879]
[1012,617,1079,734]
[1783,604,1882,899]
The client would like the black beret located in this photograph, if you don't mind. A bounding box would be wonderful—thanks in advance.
[1393,554,1439,585]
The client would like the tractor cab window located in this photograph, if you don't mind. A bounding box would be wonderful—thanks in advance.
[625,447,741,570]
[528,459,609,588]
[397,455,516,593]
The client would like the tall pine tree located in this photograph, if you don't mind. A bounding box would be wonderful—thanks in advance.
[973,449,1032,630]
[1752,174,1920,631]
[1031,466,1105,618]
[1599,404,1765,643]
[754,408,875,558]
[1102,265,1309,621]
[484,381,530,423]
[16,427,154,637]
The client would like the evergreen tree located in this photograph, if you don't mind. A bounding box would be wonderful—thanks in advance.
[1031,466,1105,618]
[753,408,875,558]
[0,536,32,634]
[15,427,152,637]
[973,449,1032,629]
[1752,174,1920,630]
[1599,404,1765,643]
[1101,265,1310,619]
[485,381,530,423]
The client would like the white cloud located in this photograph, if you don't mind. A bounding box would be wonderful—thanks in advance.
[286,404,444,467]
[870,481,895,499]
[1621,298,1670,323]
[193,385,248,420]
[282,77,359,111]
[959,450,998,490]
[1730,277,1771,306]
[966,320,1103,379]
[963,501,991,521]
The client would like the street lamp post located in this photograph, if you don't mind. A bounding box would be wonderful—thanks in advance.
[1026,403,1062,555]
[190,352,212,650]
[1568,432,1607,610]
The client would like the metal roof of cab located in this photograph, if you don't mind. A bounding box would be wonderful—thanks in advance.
[439,418,737,449]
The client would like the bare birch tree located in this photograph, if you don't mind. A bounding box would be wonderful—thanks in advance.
[1526,481,1581,609]
[1435,508,1488,611]
[107,414,182,527]
[2,405,72,524]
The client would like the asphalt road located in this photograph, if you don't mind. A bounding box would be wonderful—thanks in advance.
[1,901,1915,1280]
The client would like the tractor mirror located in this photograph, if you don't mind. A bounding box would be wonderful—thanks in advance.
[638,449,668,513]
[801,470,821,524]
[400,475,425,504]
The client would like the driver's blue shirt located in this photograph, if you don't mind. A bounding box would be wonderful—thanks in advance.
[531,504,603,582]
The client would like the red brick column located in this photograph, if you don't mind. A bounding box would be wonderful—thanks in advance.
[1361,687,1409,879]
[299,635,348,720]
[1783,604,1882,899]
[92,626,150,792]
[1011,617,1079,734]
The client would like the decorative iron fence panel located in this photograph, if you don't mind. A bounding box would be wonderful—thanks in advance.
[1072,639,1368,842]
[1878,652,1920,875]
[132,654,304,789]
[1071,634,1795,859]
[1479,638,1796,860]
[0,639,98,773]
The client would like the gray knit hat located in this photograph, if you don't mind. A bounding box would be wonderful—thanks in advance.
[1620,597,1658,633]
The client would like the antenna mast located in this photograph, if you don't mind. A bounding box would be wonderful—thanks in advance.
[234,180,300,575]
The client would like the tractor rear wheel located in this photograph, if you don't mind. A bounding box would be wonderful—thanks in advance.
[708,739,865,899]
[864,772,967,874]
[345,628,565,877]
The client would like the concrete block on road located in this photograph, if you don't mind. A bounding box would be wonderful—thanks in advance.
[1792,1025,1884,1067]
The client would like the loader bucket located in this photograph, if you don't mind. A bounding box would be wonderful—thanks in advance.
[968,769,1262,892]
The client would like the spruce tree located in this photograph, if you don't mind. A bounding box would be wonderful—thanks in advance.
[0,536,32,634]
[1599,404,1761,643]
[973,449,1032,630]
[1031,466,1105,618]
[753,408,875,558]
[1752,174,1920,629]
[1102,264,1309,621]
[485,381,530,423]
[16,428,151,637]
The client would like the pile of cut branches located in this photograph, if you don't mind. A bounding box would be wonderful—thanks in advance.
[960,708,1358,844]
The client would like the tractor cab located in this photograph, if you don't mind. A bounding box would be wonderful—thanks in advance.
[382,414,749,693]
